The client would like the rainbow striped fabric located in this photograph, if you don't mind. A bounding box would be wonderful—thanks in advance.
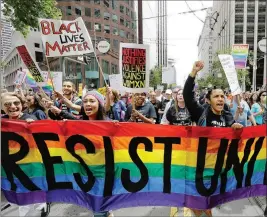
[1,120,266,212]
[25,70,53,93]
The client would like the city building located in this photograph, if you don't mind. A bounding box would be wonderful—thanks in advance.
[1,8,12,88]
[3,29,44,91]
[156,0,167,67]
[52,0,138,88]
[211,0,266,89]
[162,58,177,85]
[197,8,213,79]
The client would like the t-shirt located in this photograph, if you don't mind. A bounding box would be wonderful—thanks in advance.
[206,112,226,127]
[251,103,263,125]
[125,102,157,123]
[166,105,192,126]
[150,100,162,124]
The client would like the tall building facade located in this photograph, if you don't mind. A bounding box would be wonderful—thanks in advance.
[197,8,213,78]
[54,0,137,88]
[212,0,266,89]
[2,30,45,91]
[1,10,12,88]
[156,0,167,67]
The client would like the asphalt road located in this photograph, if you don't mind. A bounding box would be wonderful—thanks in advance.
[2,197,266,217]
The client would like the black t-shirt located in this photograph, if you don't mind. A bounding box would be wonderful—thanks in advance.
[2,113,37,120]
[125,102,157,123]
[166,105,192,126]
[150,100,162,124]
[107,105,115,120]
[206,111,226,127]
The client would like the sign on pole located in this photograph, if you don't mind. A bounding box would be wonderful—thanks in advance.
[231,44,249,69]
[16,45,45,85]
[119,43,150,93]
[258,38,267,53]
[109,74,125,92]
[13,70,27,85]
[38,17,94,57]
[218,54,242,96]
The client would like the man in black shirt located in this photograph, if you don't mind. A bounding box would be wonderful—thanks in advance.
[149,91,162,124]
[183,61,243,129]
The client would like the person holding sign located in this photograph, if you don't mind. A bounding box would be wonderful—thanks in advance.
[125,92,157,124]
[184,61,243,129]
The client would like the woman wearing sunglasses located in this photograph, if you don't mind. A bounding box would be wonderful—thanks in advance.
[1,93,36,122]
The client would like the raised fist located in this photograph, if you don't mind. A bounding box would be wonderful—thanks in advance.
[192,61,204,73]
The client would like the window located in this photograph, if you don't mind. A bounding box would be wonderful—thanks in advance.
[120,17,124,25]
[111,64,118,74]
[113,39,119,50]
[105,38,110,44]
[95,9,101,18]
[104,0,109,7]
[120,5,124,13]
[131,11,136,19]
[94,0,100,4]
[104,25,110,34]
[113,27,118,35]
[76,63,82,73]
[95,23,101,32]
[112,14,118,23]
[34,43,40,48]
[102,60,110,74]
[125,20,130,28]
[120,29,125,38]
[126,7,130,16]
[131,22,136,30]
[85,8,91,17]
[104,12,110,20]
[35,52,43,62]
[75,7,81,15]
[126,32,130,39]
[67,6,72,15]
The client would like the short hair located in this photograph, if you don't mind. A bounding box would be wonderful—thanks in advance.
[1,92,25,104]
[63,80,75,89]
[257,90,267,102]
[205,88,224,100]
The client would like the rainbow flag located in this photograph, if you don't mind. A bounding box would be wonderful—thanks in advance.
[1,121,266,212]
[24,70,53,93]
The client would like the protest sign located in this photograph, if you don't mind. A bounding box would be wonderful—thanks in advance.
[51,71,63,92]
[39,17,94,57]
[231,44,249,69]
[119,43,150,93]
[219,54,242,95]
[16,45,45,84]
[109,74,124,91]
[1,120,266,212]
[13,70,27,85]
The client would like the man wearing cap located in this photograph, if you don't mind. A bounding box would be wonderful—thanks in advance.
[158,89,172,120]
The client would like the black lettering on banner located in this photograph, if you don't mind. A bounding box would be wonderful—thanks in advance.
[103,136,115,197]
[65,135,96,192]
[33,133,73,190]
[245,137,265,186]
[154,137,181,193]
[121,137,152,193]
[79,33,85,42]
[220,139,246,193]
[196,138,228,196]
[1,132,41,191]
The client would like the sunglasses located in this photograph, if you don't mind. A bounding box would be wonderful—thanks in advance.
[4,101,21,108]
[261,94,266,97]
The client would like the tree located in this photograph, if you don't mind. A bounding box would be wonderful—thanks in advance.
[3,0,61,36]
[149,66,162,88]
[197,48,251,90]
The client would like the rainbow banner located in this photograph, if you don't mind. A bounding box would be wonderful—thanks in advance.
[1,120,266,212]
[232,44,249,69]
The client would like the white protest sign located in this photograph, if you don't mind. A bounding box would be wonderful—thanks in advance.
[218,54,242,96]
[41,71,49,82]
[109,74,124,91]
[13,70,27,85]
[39,17,94,57]
[52,71,63,92]
[119,43,150,93]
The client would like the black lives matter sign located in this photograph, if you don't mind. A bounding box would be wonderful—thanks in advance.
[122,48,146,88]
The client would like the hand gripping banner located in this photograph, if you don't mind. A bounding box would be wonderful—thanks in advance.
[1,120,266,212]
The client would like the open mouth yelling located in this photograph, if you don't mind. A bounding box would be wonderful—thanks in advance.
[8,108,20,116]
[85,107,93,114]
[216,103,224,109]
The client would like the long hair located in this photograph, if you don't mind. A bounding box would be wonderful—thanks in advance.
[26,92,46,111]
[96,103,106,120]
[112,89,120,103]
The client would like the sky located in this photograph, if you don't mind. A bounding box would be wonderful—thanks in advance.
[142,0,213,86]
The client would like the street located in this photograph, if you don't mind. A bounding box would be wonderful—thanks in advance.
[2,197,266,216]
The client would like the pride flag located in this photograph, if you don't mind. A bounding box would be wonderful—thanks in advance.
[1,121,266,212]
